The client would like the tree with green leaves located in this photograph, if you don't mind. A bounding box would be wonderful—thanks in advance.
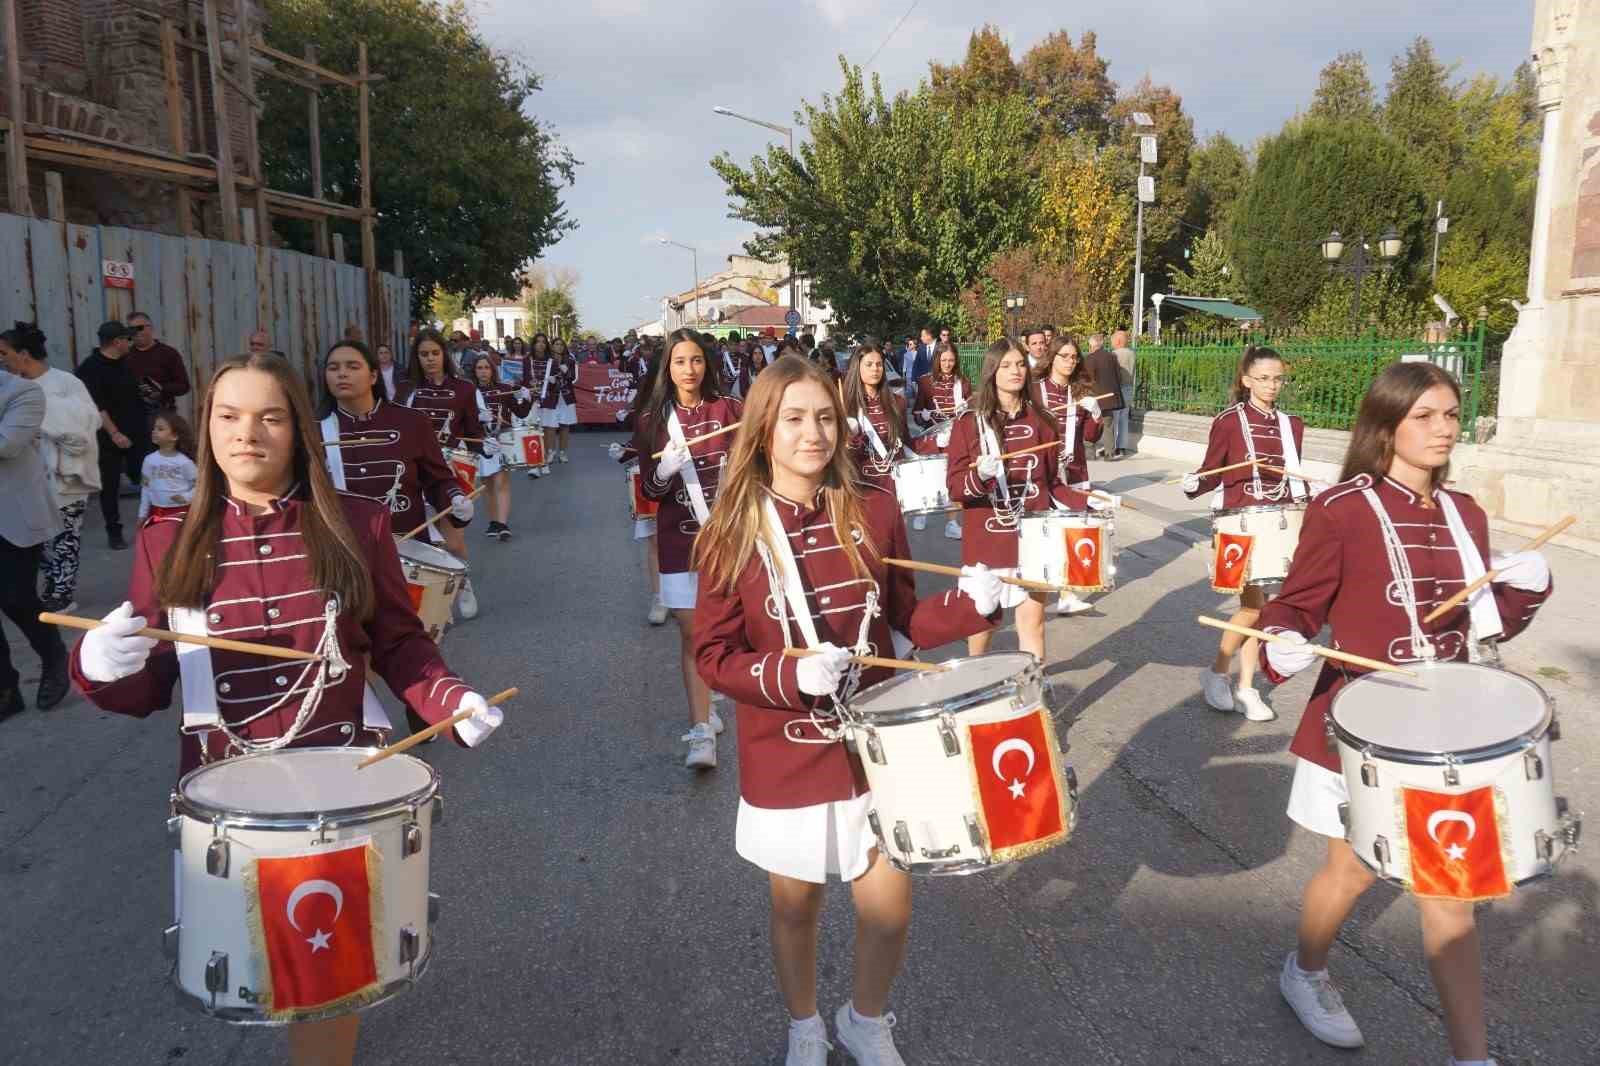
[1019,30,1116,141]
[259,0,578,315]
[1381,37,1462,199]
[1309,52,1378,122]
[929,25,1021,112]
[1169,229,1244,303]
[1184,132,1251,237]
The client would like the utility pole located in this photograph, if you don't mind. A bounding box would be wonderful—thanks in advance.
[1431,200,1448,282]
[1131,113,1157,338]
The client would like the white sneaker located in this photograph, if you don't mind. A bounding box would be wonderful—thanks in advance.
[682,723,717,769]
[786,1017,832,1066]
[911,514,927,531]
[527,467,541,479]
[943,518,962,540]
[834,1003,905,1066]
[1055,591,1093,615]
[1201,669,1234,712]
[1279,952,1365,1049]
[646,596,668,625]
[708,706,726,735]
[558,450,569,463]
[1234,685,1277,722]
[456,578,479,620]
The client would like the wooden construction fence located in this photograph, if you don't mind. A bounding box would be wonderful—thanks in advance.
[0,208,409,420]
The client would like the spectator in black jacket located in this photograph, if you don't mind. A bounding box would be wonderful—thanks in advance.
[74,321,147,550]
[1082,332,1125,459]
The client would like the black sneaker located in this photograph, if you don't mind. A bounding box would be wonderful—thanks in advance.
[0,686,23,723]
[497,524,512,542]
[108,531,128,551]
[484,521,504,539]
[36,654,70,711]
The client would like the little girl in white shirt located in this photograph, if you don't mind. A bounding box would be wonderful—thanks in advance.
[138,411,198,523]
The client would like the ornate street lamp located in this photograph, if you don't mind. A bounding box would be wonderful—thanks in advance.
[1004,292,1027,338]
[1320,227,1401,333]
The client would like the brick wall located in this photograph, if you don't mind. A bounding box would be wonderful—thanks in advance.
[17,0,90,95]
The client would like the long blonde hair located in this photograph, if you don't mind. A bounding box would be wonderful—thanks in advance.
[694,355,875,594]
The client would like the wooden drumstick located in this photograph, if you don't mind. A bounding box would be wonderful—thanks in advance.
[882,556,1062,593]
[1163,458,1261,485]
[356,687,519,769]
[995,439,1062,461]
[316,436,393,448]
[651,422,741,459]
[399,485,488,541]
[39,612,323,663]
[1196,616,1414,677]
[1420,514,1576,625]
[782,647,946,673]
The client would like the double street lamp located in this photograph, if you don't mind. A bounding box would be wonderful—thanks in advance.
[713,105,799,311]
[1004,292,1027,338]
[1320,228,1404,333]
[658,237,700,326]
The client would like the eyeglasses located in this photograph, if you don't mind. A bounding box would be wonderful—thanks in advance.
[1246,375,1285,385]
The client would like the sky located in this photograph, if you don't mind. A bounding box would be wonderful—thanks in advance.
[468,1,1535,336]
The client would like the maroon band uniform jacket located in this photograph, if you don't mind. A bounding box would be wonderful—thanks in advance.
[912,373,971,429]
[1257,475,1551,772]
[631,396,744,574]
[946,408,1090,568]
[477,382,535,434]
[847,394,907,490]
[323,399,463,532]
[528,355,560,409]
[68,489,472,778]
[1185,401,1306,510]
[395,376,487,455]
[1036,377,1103,486]
[695,487,997,808]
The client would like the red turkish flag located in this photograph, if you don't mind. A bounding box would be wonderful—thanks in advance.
[404,582,426,612]
[630,468,659,519]
[1403,785,1513,901]
[1212,531,1254,594]
[966,706,1072,862]
[450,455,477,494]
[248,840,382,1016]
[521,432,545,467]
[1063,524,1105,590]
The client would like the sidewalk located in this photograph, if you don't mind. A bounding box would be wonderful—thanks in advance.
[1103,452,1600,692]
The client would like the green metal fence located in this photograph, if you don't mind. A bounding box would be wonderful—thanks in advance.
[950,329,1487,441]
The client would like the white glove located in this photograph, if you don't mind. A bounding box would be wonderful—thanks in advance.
[450,494,475,522]
[936,427,952,448]
[846,416,861,435]
[1087,493,1119,512]
[607,442,625,460]
[452,691,502,748]
[481,439,499,459]
[1264,630,1318,677]
[657,442,692,479]
[958,563,1004,616]
[614,409,627,423]
[1181,473,1201,494]
[1491,550,1551,593]
[976,454,1002,482]
[79,601,159,684]
[55,432,90,456]
[1078,396,1102,419]
[796,642,852,696]
[516,388,532,403]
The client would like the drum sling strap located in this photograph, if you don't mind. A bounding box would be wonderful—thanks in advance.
[666,407,712,524]
[857,404,890,464]
[976,416,1013,510]
[1215,405,1307,508]
[318,413,348,490]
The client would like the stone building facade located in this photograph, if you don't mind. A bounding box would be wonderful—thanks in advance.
[2,0,263,232]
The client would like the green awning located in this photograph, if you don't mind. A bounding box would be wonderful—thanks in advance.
[1160,296,1262,320]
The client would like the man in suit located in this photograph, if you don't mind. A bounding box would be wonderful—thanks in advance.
[0,360,69,719]
[1083,332,1126,459]
[897,327,934,401]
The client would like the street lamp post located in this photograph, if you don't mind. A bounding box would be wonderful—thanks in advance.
[1130,112,1156,339]
[713,105,800,312]
[1320,228,1403,333]
[659,237,700,325]
[1003,292,1027,338]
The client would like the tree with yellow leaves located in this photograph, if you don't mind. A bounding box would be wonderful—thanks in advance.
[1033,137,1133,332]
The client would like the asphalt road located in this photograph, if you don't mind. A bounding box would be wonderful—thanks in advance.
[2,432,1595,1065]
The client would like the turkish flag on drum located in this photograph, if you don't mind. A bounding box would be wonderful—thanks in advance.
[966,706,1072,862]
[247,839,382,1017]
[1212,531,1254,594]
[449,455,477,494]
[521,433,545,467]
[630,469,659,519]
[1063,525,1104,590]
[1402,786,1513,901]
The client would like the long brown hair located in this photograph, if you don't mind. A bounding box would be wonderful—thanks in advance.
[152,411,197,460]
[841,341,905,451]
[1047,338,1095,400]
[156,353,375,620]
[694,355,874,594]
[1341,361,1461,488]
[406,328,459,386]
[930,342,961,380]
[1232,345,1284,404]
[643,328,722,427]
[973,337,1058,439]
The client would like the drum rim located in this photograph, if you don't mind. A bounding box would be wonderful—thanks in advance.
[174,746,441,828]
[843,651,1042,725]
[1213,502,1309,518]
[172,938,433,1025]
[1329,661,1553,764]
[395,539,468,573]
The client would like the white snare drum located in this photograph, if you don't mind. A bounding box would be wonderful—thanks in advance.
[1211,502,1306,587]
[891,455,953,515]
[168,748,442,1023]
[495,430,526,469]
[504,424,544,469]
[626,463,659,521]
[842,652,1077,875]
[1017,510,1117,592]
[396,538,467,643]
[1329,661,1580,895]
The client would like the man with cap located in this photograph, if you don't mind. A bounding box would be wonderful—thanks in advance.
[124,310,190,414]
[74,321,148,550]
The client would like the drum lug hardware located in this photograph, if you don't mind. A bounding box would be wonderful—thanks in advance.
[168,790,180,818]
[162,923,180,959]
[938,715,961,757]
[1442,758,1461,787]
[1372,835,1392,876]
[1065,767,1079,803]
[238,986,263,1005]
[402,820,422,858]
[865,729,886,766]
[431,795,445,825]
[205,837,229,879]
[965,815,986,850]
[867,810,886,850]
[428,891,441,925]
[315,815,330,843]
[166,816,183,847]
[399,925,420,967]
[1549,714,1562,741]
[892,820,913,856]
[1524,751,1544,781]
[1535,829,1555,862]
[1359,761,1379,788]
[204,951,229,1001]
[1337,803,1349,830]
[921,843,961,860]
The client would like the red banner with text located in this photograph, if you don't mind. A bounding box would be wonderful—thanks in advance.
[574,364,637,425]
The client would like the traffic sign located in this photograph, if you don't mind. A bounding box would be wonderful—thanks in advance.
[785,309,802,327]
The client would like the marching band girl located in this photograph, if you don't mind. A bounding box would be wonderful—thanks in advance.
[396,329,488,619]
[526,333,556,478]
[1255,361,1550,1066]
[947,339,1101,661]
[1182,346,1309,721]
[611,348,668,625]
[911,341,973,539]
[69,352,501,1066]
[842,341,910,496]
[466,352,534,540]
[740,342,770,394]
[693,354,1001,1066]
[631,328,743,769]
[550,336,578,464]
[1036,338,1105,615]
